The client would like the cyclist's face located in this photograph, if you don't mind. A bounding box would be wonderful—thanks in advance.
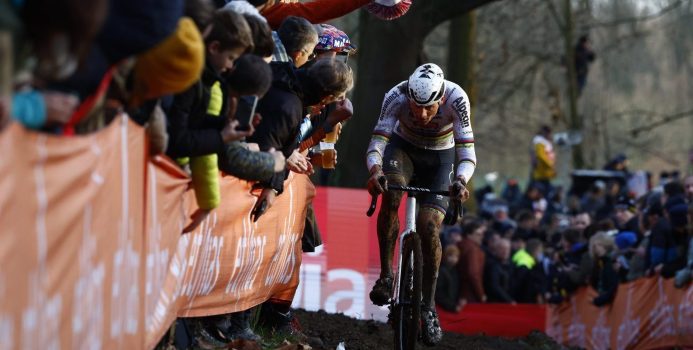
[408,100,439,124]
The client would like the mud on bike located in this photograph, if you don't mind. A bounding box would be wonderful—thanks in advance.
[367,183,459,350]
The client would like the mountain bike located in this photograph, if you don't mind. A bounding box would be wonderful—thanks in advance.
[367,184,453,350]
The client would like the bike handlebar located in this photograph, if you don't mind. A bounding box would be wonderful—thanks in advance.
[366,185,452,217]
[387,185,451,196]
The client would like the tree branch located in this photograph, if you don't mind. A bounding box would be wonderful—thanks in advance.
[629,109,693,137]
[586,0,685,29]
[424,0,504,34]
[543,0,566,31]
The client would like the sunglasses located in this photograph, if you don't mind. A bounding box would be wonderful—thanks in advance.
[302,49,317,61]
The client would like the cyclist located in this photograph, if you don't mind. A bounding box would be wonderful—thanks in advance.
[366,63,475,345]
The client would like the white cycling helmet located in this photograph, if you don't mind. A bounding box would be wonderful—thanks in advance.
[407,63,445,106]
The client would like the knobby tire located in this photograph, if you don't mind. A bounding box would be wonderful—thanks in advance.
[393,233,422,350]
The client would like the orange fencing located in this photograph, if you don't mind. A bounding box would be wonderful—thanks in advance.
[0,117,314,349]
[548,276,693,350]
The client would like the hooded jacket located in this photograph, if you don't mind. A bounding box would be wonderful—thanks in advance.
[250,61,323,193]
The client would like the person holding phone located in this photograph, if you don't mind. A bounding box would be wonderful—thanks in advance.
[218,54,286,184]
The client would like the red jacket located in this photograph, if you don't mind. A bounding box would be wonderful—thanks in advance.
[457,238,486,303]
[261,0,371,29]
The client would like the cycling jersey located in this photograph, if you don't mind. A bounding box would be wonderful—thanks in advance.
[366,80,476,183]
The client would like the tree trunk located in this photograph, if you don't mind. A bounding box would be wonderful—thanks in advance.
[563,0,584,169]
[334,0,501,188]
[448,12,477,102]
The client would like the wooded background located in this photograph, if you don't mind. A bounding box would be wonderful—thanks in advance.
[323,0,693,189]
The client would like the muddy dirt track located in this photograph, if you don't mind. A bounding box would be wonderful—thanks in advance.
[294,309,581,350]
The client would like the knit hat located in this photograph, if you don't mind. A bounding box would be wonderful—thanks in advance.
[614,231,637,250]
[132,17,204,106]
[315,24,356,54]
[366,0,412,20]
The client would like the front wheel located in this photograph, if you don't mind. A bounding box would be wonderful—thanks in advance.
[393,233,422,350]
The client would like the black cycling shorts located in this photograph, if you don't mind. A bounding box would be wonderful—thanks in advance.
[382,134,455,214]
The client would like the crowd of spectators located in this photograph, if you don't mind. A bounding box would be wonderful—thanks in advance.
[436,157,693,312]
[0,0,411,348]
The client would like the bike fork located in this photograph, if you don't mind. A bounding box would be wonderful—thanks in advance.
[392,193,416,305]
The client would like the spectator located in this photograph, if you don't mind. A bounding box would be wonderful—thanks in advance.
[514,210,538,241]
[277,16,318,68]
[674,204,693,288]
[441,225,463,248]
[251,57,353,332]
[543,186,566,226]
[501,179,522,206]
[660,200,689,278]
[603,153,628,173]
[163,10,266,345]
[436,245,461,312]
[571,211,592,231]
[685,175,693,202]
[512,238,546,303]
[559,228,592,291]
[589,232,618,307]
[242,13,275,62]
[249,57,353,214]
[511,182,543,218]
[484,238,515,303]
[614,195,640,238]
[218,54,286,181]
[646,201,677,272]
[574,34,595,95]
[530,125,556,195]
[166,9,255,235]
[166,9,253,159]
[663,181,685,203]
[581,181,606,219]
[457,220,487,304]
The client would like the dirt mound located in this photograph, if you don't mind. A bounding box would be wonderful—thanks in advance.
[294,309,578,350]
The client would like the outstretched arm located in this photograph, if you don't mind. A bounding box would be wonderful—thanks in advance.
[262,0,372,29]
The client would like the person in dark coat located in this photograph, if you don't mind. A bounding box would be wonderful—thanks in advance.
[511,238,546,303]
[574,34,595,95]
[645,202,677,272]
[248,57,353,212]
[165,10,254,159]
[250,57,353,334]
[436,245,461,312]
[457,220,487,304]
[484,238,515,303]
[614,196,641,238]
[589,232,619,306]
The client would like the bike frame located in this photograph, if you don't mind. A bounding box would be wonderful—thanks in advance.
[392,192,417,305]
[365,184,453,306]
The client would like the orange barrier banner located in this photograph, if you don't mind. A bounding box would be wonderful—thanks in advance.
[547,277,693,349]
[145,158,314,348]
[0,117,314,349]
